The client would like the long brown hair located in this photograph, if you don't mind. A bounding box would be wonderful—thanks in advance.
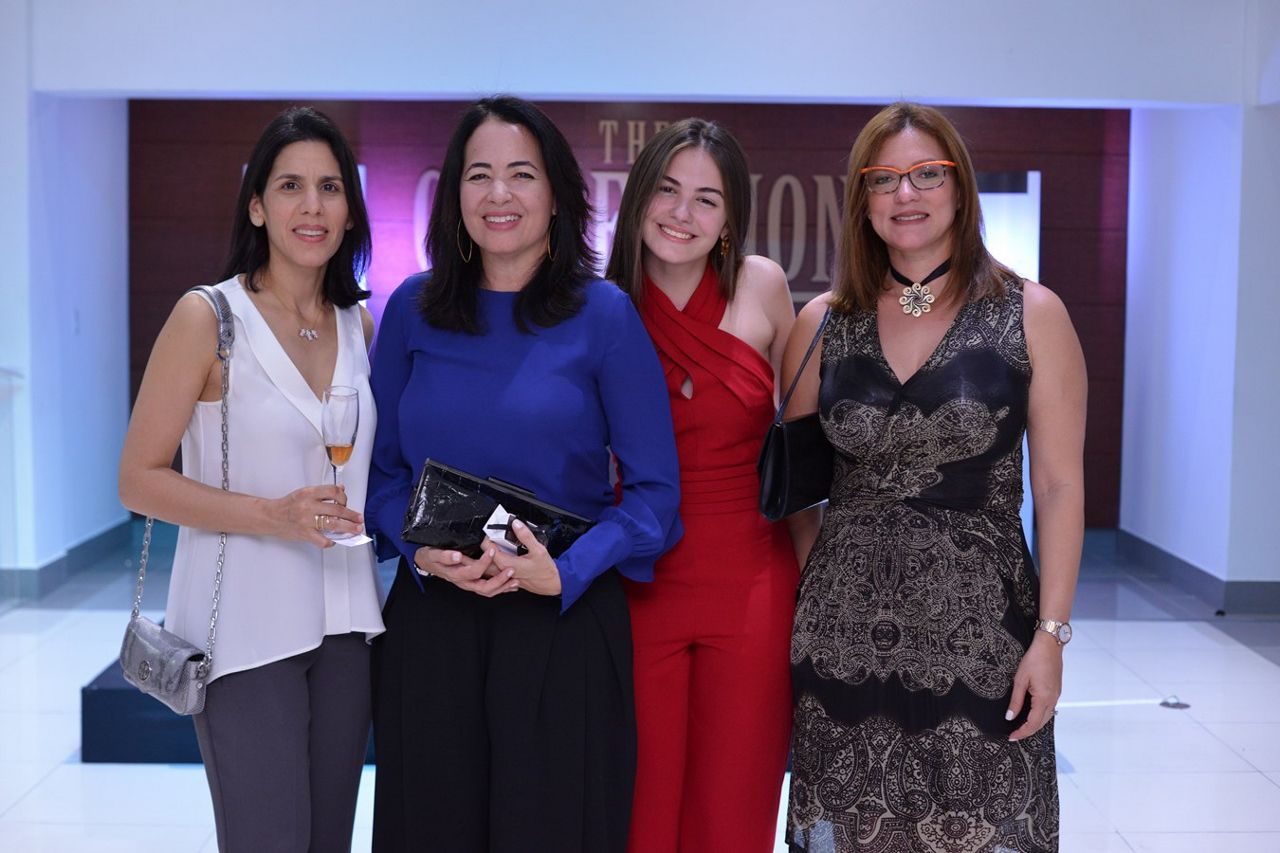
[606,118,752,303]
[832,102,1016,313]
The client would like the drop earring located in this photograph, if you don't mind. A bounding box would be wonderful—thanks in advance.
[456,221,474,263]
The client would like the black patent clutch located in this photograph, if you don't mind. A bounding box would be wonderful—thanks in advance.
[758,308,833,521]
[401,459,594,558]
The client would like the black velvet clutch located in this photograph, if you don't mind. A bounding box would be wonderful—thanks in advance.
[401,459,594,558]
[758,308,833,521]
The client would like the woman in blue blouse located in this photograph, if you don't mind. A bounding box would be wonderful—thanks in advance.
[366,96,682,853]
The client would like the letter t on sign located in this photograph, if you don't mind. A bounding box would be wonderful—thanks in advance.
[598,120,620,165]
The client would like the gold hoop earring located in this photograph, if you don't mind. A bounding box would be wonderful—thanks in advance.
[719,236,730,259]
[456,221,473,263]
[546,217,557,262]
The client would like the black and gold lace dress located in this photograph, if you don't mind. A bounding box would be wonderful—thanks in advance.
[788,283,1058,853]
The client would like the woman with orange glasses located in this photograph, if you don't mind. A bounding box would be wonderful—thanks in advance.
[783,102,1084,852]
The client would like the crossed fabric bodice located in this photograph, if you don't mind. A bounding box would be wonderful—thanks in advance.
[639,264,775,516]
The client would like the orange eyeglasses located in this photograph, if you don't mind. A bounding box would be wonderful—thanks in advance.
[859,160,957,194]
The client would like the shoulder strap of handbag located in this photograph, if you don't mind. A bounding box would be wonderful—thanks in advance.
[771,306,832,426]
[130,285,234,677]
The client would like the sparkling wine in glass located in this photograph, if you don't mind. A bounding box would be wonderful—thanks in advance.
[321,385,359,540]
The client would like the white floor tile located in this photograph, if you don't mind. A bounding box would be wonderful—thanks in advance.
[1059,832,1135,853]
[0,762,57,816]
[1058,676,1164,708]
[1073,619,1241,651]
[1058,776,1118,833]
[1056,698,1202,728]
[352,766,375,827]
[1119,646,1280,691]
[1071,771,1280,832]
[1172,679,1280,724]
[4,763,214,826]
[1205,723,1280,771]
[1062,648,1148,686]
[0,608,83,642]
[0,711,80,765]
[1056,718,1253,773]
[1122,832,1280,852]
[0,633,41,672]
[0,652,114,712]
[0,821,212,853]
[776,773,790,853]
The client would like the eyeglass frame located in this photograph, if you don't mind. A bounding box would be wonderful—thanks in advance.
[858,159,958,194]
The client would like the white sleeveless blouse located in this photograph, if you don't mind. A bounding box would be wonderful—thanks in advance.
[164,277,385,683]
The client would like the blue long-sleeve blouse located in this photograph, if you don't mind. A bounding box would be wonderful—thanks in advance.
[366,273,682,612]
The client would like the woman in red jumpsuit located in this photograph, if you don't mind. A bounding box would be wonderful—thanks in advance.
[606,118,800,853]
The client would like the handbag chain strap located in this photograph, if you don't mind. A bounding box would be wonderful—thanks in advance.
[771,307,832,425]
[130,285,233,678]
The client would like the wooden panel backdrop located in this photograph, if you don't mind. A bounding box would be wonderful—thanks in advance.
[129,101,1127,526]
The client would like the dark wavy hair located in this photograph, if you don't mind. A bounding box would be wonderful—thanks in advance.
[606,118,752,304]
[220,106,371,307]
[418,95,596,333]
[833,101,1015,313]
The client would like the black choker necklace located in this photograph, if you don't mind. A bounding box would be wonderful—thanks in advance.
[889,259,951,318]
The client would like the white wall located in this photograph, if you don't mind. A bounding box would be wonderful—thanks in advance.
[28,0,1248,107]
[1224,1,1280,585]
[1,92,131,571]
[1121,107,1241,580]
[0,0,35,568]
[26,97,131,566]
[1226,100,1280,583]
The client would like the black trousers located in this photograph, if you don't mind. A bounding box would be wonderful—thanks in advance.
[371,559,636,853]
[193,632,371,853]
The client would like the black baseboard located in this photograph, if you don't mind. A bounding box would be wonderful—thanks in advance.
[1116,530,1280,615]
[82,657,375,765]
[0,519,132,599]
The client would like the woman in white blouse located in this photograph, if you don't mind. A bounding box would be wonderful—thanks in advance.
[119,106,384,853]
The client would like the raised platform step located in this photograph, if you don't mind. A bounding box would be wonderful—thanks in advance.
[81,659,374,764]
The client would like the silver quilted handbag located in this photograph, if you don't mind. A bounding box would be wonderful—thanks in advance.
[119,285,232,715]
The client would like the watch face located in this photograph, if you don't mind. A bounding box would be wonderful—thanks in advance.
[1058,623,1073,644]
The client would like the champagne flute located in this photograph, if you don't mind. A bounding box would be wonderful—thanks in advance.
[321,385,359,540]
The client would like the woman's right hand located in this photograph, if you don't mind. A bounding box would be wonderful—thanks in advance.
[263,485,363,548]
[413,546,520,597]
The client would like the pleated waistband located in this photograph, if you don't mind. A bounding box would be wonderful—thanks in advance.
[679,462,760,515]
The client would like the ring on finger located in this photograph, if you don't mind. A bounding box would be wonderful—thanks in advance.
[314,513,326,531]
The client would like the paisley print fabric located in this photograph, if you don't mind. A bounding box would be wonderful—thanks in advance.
[789,283,1059,853]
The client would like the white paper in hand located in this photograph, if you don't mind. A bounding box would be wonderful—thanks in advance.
[484,504,520,554]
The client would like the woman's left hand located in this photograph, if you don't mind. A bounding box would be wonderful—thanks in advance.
[1006,632,1063,742]
[488,520,562,597]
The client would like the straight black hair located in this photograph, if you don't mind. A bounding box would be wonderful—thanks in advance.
[418,95,596,333]
[221,106,371,307]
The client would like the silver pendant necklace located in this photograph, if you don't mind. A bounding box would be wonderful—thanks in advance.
[266,287,323,342]
[889,259,951,318]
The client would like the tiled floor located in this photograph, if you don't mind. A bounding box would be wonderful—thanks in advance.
[2,528,1280,852]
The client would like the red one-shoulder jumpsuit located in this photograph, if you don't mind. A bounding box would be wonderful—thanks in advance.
[626,264,799,853]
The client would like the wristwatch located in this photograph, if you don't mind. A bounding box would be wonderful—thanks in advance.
[1035,618,1072,646]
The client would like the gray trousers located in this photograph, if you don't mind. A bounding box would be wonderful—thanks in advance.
[193,632,371,853]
